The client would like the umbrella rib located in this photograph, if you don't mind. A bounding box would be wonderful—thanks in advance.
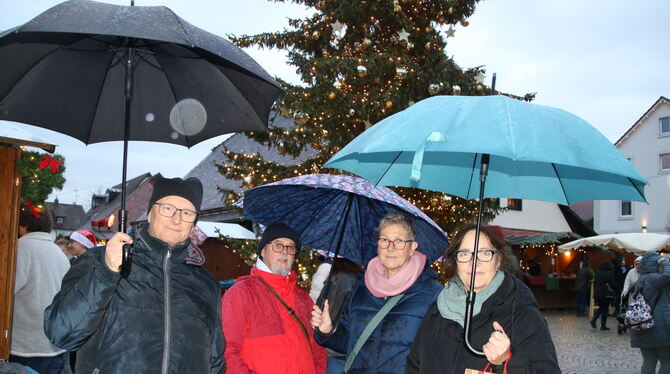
[465,153,480,198]
[373,151,403,185]
[87,46,122,144]
[551,163,569,204]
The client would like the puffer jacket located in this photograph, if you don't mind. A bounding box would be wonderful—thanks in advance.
[406,274,560,374]
[593,260,615,301]
[44,224,225,374]
[630,252,670,349]
[315,265,441,373]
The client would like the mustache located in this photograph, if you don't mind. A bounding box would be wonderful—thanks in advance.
[274,255,290,262]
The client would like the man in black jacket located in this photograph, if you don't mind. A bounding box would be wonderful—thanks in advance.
[45,176,225,373]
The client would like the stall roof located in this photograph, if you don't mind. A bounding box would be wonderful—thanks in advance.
[197,221,256,240]
[506,231,582,246]
[0,122,55,152]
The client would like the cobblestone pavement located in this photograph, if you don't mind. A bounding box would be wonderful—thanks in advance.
[545,310,642,374]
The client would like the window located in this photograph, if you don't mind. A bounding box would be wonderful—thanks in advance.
[56,217,64,224]
[661,117,670,135]
[507,198,522,211]
[620,201,632,217]
[661,153,670,172]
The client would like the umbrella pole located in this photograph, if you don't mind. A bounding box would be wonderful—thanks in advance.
[463,153,489,357]
[317,194,354,310]
[119,40,136,278]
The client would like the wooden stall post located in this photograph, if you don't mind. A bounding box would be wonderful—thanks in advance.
[0,146,22,359]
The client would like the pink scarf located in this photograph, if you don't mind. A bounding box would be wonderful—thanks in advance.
[364,251,427,297]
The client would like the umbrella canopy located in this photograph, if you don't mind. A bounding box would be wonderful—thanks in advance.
[324,95,647,205]
[558,232,670,255]
[0,0,283,145]
[241,173,448,266]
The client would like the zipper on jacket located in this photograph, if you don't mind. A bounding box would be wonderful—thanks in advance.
[161,248,172,374]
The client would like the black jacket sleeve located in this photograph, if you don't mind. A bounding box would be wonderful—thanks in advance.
[44,247,120,350]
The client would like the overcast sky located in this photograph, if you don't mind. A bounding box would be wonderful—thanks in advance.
[1,0,668,210]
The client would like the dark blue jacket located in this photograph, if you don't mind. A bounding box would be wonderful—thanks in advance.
[44,224,225,373]
[315,265,441,373]
[630,252,670,349]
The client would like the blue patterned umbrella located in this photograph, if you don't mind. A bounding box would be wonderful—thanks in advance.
[241,173,448,266]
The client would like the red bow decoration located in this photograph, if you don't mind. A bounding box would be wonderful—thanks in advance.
[25,200,42,218]
[38,155,62,174]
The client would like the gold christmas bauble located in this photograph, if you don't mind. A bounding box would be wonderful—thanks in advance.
[428,83,441,95]
[327,92,336,100]
[385,100,393,109]
[460,19,469,27]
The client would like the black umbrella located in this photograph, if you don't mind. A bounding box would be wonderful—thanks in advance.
[0,0,283,276]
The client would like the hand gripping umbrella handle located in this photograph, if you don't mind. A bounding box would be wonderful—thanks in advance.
[120,243,133,278]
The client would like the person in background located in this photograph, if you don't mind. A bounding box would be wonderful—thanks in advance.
[591,260,616,331]
[311,211,441,373]
[11,201,70,374]
[621,256,643,303]
[309,256,332,303]
[67,229,97,264]
[221,223,327,373]
[315,257,362,374]
[406,223,560,373]
[45,176,224,373]
[630,252,670,374]
[575,258,595,316]
[54,238,71,259]
[612,255,628,314]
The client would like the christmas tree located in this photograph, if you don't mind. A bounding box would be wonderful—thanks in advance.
[217,0,532,282]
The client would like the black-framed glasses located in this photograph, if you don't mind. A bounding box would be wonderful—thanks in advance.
[270,241,298,255]
[377,238,414,250]
[154,203,198,223]
[455,249,497,263]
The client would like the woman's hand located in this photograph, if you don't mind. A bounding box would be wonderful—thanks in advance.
[104,232,133,272]
[310,300,333,334]
[482,321,511,366]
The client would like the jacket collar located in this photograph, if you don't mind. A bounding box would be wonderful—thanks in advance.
[252,266,298,292]
[134,223,204,266]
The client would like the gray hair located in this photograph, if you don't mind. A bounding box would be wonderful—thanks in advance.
[378,211,416,240]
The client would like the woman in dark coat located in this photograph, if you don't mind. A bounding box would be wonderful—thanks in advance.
[591,260,616,330]
[630,252,670,374]
[311,211,441,373]
[406,224,560,374]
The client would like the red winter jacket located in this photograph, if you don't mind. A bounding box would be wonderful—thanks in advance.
[221,267,326,374]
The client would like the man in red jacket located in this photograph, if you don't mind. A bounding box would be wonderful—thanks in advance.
[221,223,326,373]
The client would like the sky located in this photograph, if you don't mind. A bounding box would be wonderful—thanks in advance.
[1,0,668,210]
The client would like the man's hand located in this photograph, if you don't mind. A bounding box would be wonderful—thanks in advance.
[104,232,133,272]
[482,321,511,366]
[310,300,333,334]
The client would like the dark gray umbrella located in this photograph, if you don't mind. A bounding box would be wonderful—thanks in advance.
[0,0,283,276]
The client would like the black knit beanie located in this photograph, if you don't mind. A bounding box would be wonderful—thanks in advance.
[257,223,302,257]
[147,175,203,214]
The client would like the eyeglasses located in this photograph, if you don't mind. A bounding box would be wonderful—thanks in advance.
[270,241,298,255]
[154,203,198,223]
[377,238,414,250]
[455,249,497,263]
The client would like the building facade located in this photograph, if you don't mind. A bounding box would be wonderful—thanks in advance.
[594,97,670,234]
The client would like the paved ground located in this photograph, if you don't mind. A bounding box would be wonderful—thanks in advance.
[545,310,642,374]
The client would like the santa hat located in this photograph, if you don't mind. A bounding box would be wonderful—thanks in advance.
[70,230,97,249]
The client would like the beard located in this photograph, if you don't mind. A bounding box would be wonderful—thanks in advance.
[270,255,292,276]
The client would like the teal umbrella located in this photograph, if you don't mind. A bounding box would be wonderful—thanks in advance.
[324,95,647,355]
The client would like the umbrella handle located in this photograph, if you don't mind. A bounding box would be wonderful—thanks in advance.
[120,244,133,278]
